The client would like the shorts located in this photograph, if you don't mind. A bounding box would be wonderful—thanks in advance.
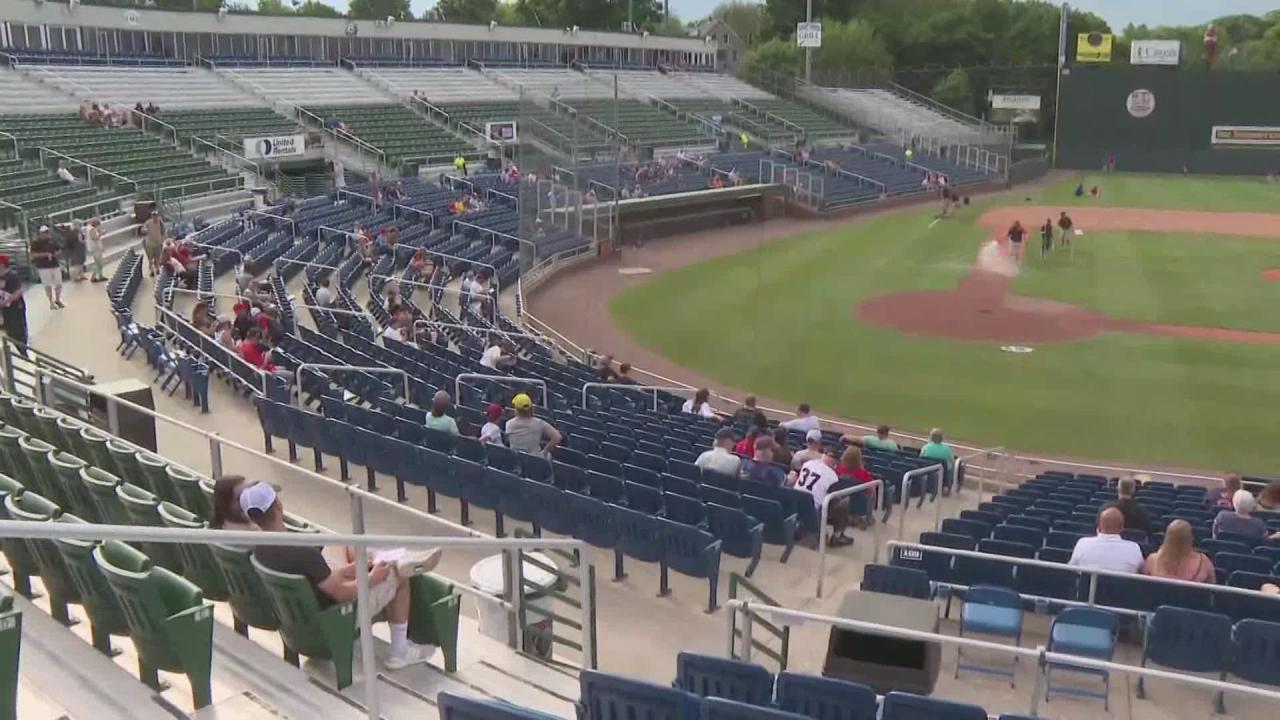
[37,268,62,288]
[365,572,400,617]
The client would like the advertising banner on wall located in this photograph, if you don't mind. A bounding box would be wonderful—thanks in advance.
[1076,32,1113,62]
[796,22,822,48]
[989,94,1041,124]
[1210,126,1280,146]
[242,134,306,160]
[1131,39,1181,65]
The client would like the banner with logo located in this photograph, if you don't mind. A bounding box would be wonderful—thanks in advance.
[1125,89,1156,118]
[1130,39,1181,65]
[242,134,306,160]
[796,22,822,48]
[1210,126,1280,146]
[990,94,1041,110]
[1076,32,1113,63]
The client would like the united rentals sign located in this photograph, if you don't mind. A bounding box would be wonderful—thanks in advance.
[1211,126,1280,146]
[242,134,306,160]
[1130,39,1181,65]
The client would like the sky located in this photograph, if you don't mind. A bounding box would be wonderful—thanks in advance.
[327,0,1277,28]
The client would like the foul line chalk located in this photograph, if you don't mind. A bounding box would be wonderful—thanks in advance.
[928,217,942,229]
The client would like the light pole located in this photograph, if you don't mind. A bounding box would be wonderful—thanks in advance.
[804,0,813,83]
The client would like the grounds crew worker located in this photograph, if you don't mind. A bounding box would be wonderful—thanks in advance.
[739,130,750,149]
[454,154,468,176]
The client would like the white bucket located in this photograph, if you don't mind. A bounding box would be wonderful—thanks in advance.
[470,551,559,659]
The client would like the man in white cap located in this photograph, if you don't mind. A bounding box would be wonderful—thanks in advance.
[243,482,442,670]
[790,429,825,471]
[29,225,64,310]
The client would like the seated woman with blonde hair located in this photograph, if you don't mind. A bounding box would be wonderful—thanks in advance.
[1143,519,1214,583]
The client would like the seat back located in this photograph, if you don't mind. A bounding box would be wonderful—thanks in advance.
[664,492,707,527]
[891,533,972,584]
[209,543,283,631]
[860,564,931,600]
[578,670,701,720]
[1231,619,1280,685]
[52,516,129,636]
[774,672,877,720]
[135,452,174,503]
[5,491,78,600]
[881,691,987,720]
[658,518,721,580]
[705,504,763,561]
[437,691,562,720]
[78,426,116,474]
[613,505,663,563]
[567,492,618,549]
[157,502,229,601]
[623,482,664,515]
[116,482,185,571]
[0,427,31,481]
[252,554,354,659]
[701,697,809,720]
[1144,605,1234,673]
[80,466,128,525]
[674,651,774,705]
[1017,549,1083,601]
[166,465,212,519]
[48,452,95,521]
[17,435,66,508]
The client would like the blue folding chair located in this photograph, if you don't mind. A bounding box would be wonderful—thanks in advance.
[774,672,877,720]
[956,585,1024,686]
[1045,607,1118,709]
[674,652,774,705]
[1221,619,1280,713]
[1136,606,1234,713]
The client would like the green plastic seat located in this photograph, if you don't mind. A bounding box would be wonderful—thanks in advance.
[115,483,184,572]
[78,426,115,475]
[408,573,462,673]
[8,398,36,435]
[105,440,142,489]
[93,540,214,708]
[0,428,30,484]
[166,466,211,519]
[251,554,356,688]
[52,515,130,655]
[17,436,67,509]
[284,513,321,534]
[30,407,62,448]
[208,543,297,662]
[4,491,80,624]
[80,466,128,525]
[0,582,20,720]
[54,415,90,459]
[156,502,229,601]
[136,453,173,504]
[48,452,94,521]
[0,391,17,427]
[0,477,34,597]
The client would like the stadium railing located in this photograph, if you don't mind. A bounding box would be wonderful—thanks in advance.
[724,598,1280,717]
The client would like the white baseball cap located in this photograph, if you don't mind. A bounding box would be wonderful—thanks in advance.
[239,482,278,516]
[805,429,823,443]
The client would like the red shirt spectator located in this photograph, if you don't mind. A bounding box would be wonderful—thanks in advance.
[239,329,276,372]
[836,446,876,484]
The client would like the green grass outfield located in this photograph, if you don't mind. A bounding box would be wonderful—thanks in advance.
[610,174,1280,472]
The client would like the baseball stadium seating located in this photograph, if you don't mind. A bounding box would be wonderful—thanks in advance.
[0,67,77,114]
[304,104,473,167]
[20,65,260,110]
[220,66,395,107]
[154,107,306,152]
[361,66,520,104]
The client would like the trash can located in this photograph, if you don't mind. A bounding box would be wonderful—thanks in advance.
[470,552,559,659]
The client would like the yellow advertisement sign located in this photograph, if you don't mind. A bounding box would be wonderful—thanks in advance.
[1076,32,1113,63]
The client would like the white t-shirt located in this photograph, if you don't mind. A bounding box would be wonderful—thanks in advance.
[314,286,334,307]
[682,399,715,418]
[781,415,820,433]
[479,345,503,369]
[479,421,503,445]
[57,167,76,183]
[382,325,402,343]
[695,447,741,478]
[795,459,839,509]
[1068,534,1145,574]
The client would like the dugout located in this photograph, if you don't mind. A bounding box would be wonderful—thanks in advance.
[609,185,788,246]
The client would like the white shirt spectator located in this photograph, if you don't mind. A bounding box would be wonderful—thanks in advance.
[57,166,76,184]
[695,447,741,478]
[314,286,334,308]
[795,458,840,509]
[1068,533,1145,574]
[781,415,820,433]
[479,344,504,370]
[382,325,403,344]
[479,421,504,445]
[682,399,716,418]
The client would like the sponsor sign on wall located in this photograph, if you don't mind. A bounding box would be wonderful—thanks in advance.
[796,22,822,48]
[1125,89,1156,118]
[1130,39,1181,65]
[242,134,306,160]
[486,121,518,144]
[991,94,1041,110]
[1076,32,1113,62]
[1210,126,1280,146]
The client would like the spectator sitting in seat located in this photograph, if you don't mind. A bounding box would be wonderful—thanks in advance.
[836,446,876,484]
[479,338,516,371]
[232,304,256,341]
[780,403,820,433]
[191,300,215,335]
[790,429,824,471]
[710,174,724,190]
[245,482,441,671]
[919,428,955,476]
[209,475,255,531]
[731,395,759,426]
[615,362,636,385]
[745,436,786,487]
[424,390,459,436]
[1213,490,1280,542]
[789,448,852,547]
[1260,481,1280,511]
[1108,476,1152,535]
[1207,473,1243,509]
[681,388,716,419]
[214,320,238,352]
[145,101,158,116]
[479,403,504,446]
[382,315,410,345]
[314,277,334,308]
[846,424,899,452]
[239,328,278,373]
[594,353,618,382]
[770,427,792,468]
[1068,507,1144,574]
[1144,519,1214,582]
[735,422,768,458]
[56,162,77,187]
[697,427,742,478]
[505,393,561,458]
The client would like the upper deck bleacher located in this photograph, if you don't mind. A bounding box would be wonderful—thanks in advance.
[21,65,261,110]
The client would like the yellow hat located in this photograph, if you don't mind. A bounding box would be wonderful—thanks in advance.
[511,393,533,411]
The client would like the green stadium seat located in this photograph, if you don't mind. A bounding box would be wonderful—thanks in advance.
[29,406,62,447]
[208,543,293,654]
[136,452,174,504]
[54,514,131,655]
[168,465,212,519]
[80,466,129,525]
[115,483,185,572]
[78,426,116,475]
[156,502,230,602]
[0,581,19,720]
[8,399,36,435]
[18,435,69,510]
[54,415,91,460]
[407,573,462,673]
[251,554,357,688]
[0,476,37,597]
[49,451,95,522]
[105,439,142,486]
[93,540,215,708]
[0,427,27,481]
[4,490,80,624]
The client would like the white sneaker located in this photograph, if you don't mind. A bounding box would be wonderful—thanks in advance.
[396,548,443,578]
[384,642,436,671]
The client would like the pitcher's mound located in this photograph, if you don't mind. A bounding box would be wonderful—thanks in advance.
[856,270,1108,343]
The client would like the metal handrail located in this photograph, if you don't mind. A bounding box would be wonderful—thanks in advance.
[580,382,690,411]
[191,136,262,184]
[895,463,943,541]
[725,599,1280,715]
[151,175,244,206]
[295,363,409,402]
[0,131,17,156]
[37,146,137,191]
[244,209,296,235]
[454,373,548,406]
[815,479,883,598]
[153,304,271,396]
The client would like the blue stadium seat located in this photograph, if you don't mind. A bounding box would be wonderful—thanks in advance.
[612,505,663,581]
[860,564,931,600]
[1215,552,1273,583]
[518,452,554,484]
[584,471,625,503]
[623,463,663,489]
[665,492,708,527]
[1045,607,1118,709]
[674,652,774,705]
[438,691,561,720]
[552,461,587,494]
[1220,572,1280,623]
[567,492,619,550]
[623,481,664,515]
[658,518,722,612]
[1136,606,1234,713]
[881,691,986,720]
[774,672,877,720]
[486,443,519,472]
[705,504,764,577]
[956,585,1023,686]
[891,533,973,584]
[578,671,701,720]
[420,447,462,514]
[700,697,808,720]
[1017,550,1082,602]
[740,495,797,563]
[1223,619,1280,712]
[524,479,576,537]
[992,524,1042,547]
[940,518,988,542]
[1200,539,1252,558]
[1003,514,1050,532]
[702,485,742,509]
